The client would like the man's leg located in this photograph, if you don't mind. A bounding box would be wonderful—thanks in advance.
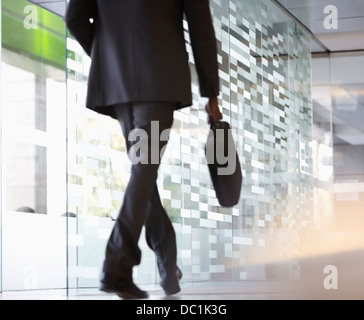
[145,185,180,295]
[132,104,180,294]
[100,102,175,295]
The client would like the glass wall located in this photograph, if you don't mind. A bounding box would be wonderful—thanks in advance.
[1,0,319,293]
[310,52,364,292]
[66,0,314,288]
[1,0,67,291]
[0,0,2,293]
[312,52,364,233]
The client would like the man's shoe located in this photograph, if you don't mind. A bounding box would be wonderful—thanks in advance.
[161,267,183,296]
[100,280,149,299]
[176,267,183,281]
[162,279,181,296]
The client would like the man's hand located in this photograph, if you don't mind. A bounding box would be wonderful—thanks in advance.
[205,97,223,123]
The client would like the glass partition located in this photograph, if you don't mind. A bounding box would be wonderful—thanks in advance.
[1,0,67,291]
[312,55,335,232]
[0,0,317,294]
[65,0,314,289]
[0,0,2,294]
[312,52,364,232]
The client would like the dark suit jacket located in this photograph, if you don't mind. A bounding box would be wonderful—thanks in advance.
[65,0,220,118]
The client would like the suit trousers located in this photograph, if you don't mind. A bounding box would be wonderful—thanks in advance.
[101,102,178,288]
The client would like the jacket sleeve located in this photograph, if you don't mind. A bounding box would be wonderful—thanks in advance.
[65,0,97,56]
[183,0,220,98]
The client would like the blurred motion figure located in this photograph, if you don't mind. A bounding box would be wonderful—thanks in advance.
[65,0,222,299]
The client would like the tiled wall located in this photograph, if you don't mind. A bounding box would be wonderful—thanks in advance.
[66,0,313,287]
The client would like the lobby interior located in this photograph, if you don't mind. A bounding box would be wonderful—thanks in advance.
[1,0,363,300]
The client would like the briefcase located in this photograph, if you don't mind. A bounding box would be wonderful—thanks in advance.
[205,120,242,207]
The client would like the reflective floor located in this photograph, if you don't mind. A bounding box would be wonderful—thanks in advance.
[0,278,363,300]
[1,243,364,300]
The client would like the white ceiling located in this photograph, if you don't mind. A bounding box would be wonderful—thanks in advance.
[27,0,65,17]
[30,0,364,53]
[276,0,364,52]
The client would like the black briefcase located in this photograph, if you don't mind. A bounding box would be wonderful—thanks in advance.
[205,120,242,207]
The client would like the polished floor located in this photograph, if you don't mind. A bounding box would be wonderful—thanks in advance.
[2,241,364,301]
[0,278,363,300]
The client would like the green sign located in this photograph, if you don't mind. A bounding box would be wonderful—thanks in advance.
[1,0,66,69]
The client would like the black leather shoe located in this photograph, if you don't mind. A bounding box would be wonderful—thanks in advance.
[100,279,149,299]
[176,267,183,281]
[161,267,183,296]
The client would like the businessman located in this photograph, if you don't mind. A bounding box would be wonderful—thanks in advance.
[65,0,222,299]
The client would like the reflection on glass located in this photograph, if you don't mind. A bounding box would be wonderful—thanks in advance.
[312,52,364,246]
[331,55,364,232]
[1,0,67,290]
[66,0,314,288]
